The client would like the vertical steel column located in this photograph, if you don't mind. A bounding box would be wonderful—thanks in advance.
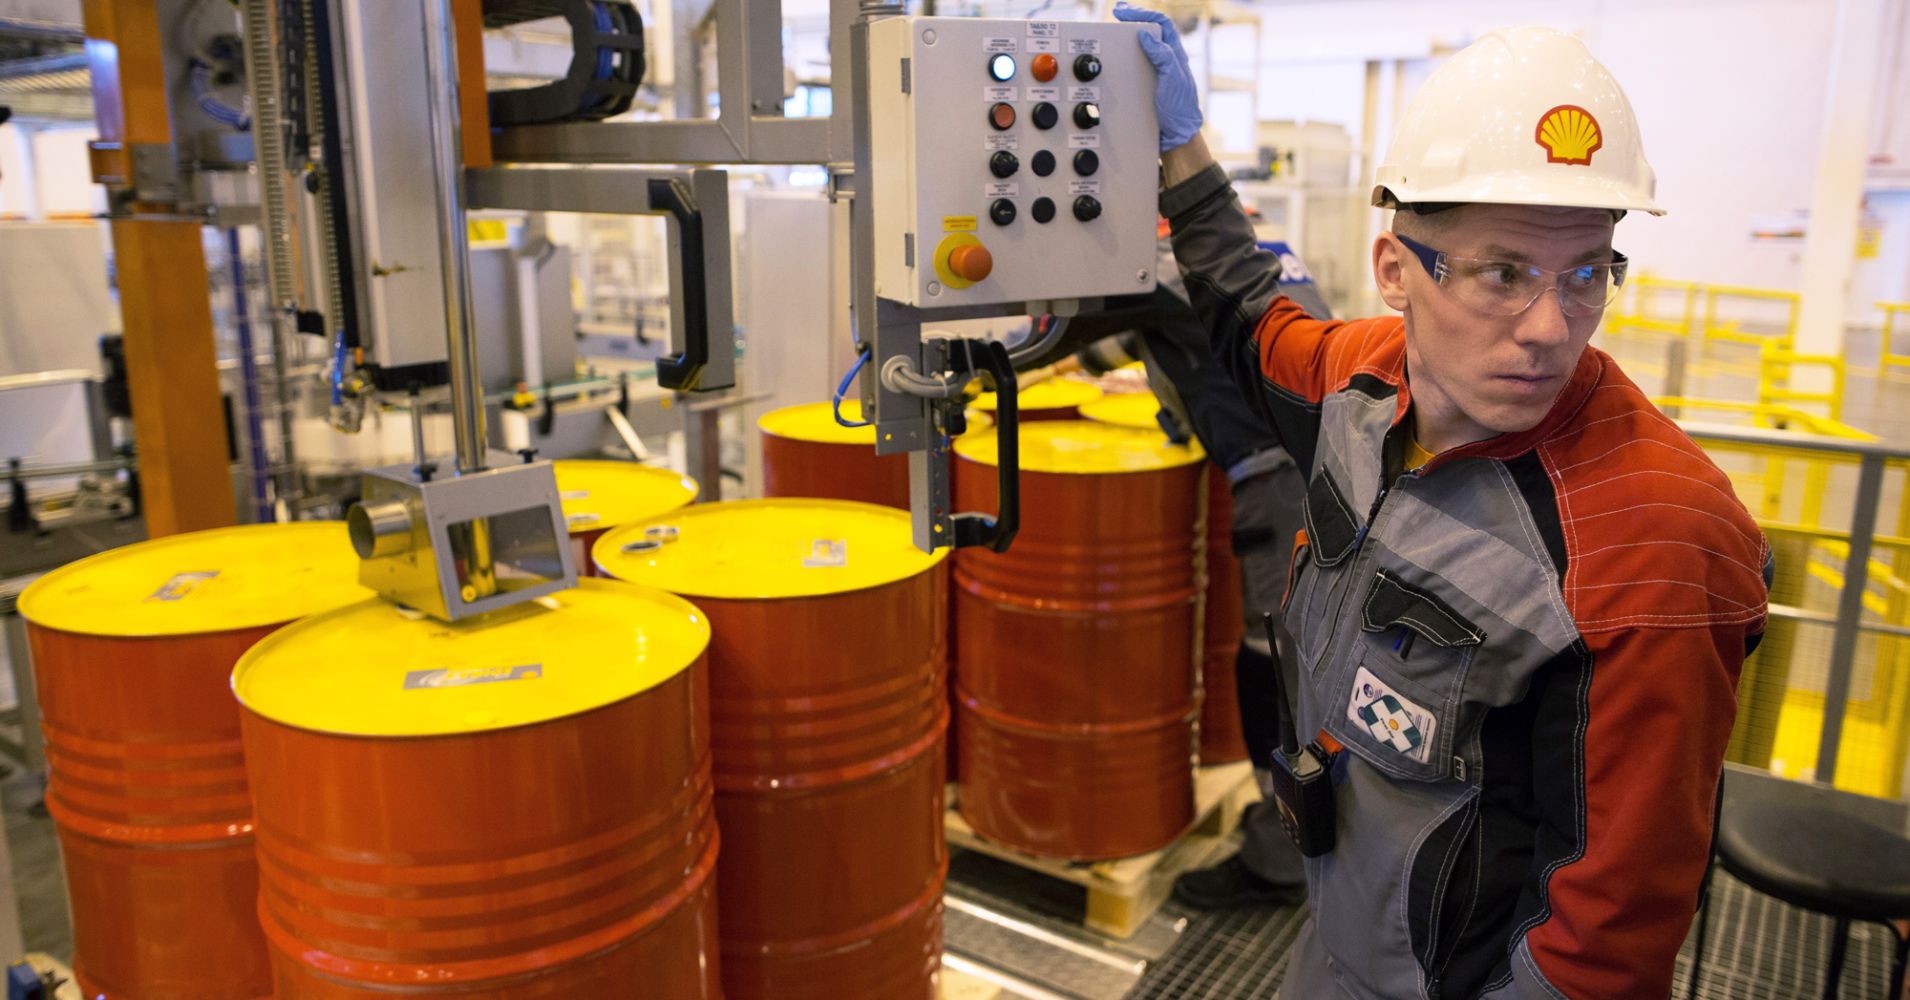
[1816,452,1887,780]
[421,0,486,476]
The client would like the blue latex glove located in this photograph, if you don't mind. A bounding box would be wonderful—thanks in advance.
[1114,2,1203,152]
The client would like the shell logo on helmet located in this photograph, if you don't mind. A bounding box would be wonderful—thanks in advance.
[1535,105,1603,166]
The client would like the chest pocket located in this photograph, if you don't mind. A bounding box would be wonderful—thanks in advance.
[1289,468,1362,674]
[1326,569,1485,783]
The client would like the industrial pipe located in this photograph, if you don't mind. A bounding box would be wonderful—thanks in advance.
[422,0,487,477]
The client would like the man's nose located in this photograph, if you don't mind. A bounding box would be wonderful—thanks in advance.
[1512,286,1575,349]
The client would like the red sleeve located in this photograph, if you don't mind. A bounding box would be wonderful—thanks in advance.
[1503,624,1741,998]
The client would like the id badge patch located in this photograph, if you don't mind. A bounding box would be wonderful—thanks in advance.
[1346,666,1438,764]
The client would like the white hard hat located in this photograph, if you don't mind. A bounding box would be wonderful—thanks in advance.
[1373,27,1664,216]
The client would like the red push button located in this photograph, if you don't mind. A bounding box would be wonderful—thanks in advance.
[1031,53,1058,82]
[950,244,994,282]
[988,102,1016,130]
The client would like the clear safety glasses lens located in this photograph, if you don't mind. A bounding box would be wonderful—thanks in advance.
[1398,235,1628,319]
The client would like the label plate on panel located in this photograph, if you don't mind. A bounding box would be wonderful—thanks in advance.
[1069,179,1103,196]
[986,133,1020,151]
[1068,132,1101,149]
[1068,85,1100,102]
[1026,85,1060,102]
[985,181,1020,198]
[984,85,1017,102]
[1068,38,1101,55]
[984,36,1016,53]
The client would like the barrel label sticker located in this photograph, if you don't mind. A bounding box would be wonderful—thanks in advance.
[146,571,218,602]
[566,512,602,526]
[803,539,848,568]
[404,664,543,690]
[561,490,590,500]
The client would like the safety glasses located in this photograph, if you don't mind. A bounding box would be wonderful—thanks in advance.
[1395,234,1628,319]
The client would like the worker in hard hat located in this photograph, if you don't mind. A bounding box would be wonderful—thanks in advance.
[1116,5,1773,997]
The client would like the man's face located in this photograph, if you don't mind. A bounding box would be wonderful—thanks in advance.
[1373,203,1616,450]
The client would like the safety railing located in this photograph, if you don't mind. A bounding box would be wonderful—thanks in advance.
[1881,301,1910,372]
[1679,421,1910,798]
[1605,272,1700,338]
[1755,341,1846,421]
[1700,283,1801,348]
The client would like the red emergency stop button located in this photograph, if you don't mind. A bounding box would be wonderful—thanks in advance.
[988,102,1016,130]
[950,244,993,283]
[1031,53,1058,82]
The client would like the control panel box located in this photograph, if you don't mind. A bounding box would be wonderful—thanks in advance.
[868,17,1161,308]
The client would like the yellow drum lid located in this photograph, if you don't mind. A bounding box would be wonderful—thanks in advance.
[593,498,947,601]
[971,379,1103,413]
[758,400,988,445]
[553,460,698,535]
[1080,392,1166,431]
[19,523,371,637]
[954,419,1204,475]
[232,579,710,737]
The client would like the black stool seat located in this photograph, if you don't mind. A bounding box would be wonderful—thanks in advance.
[1689,768,1910,1000]
[1718,800,1910,923]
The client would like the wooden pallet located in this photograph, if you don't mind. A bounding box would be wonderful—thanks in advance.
[944,761,1257,939]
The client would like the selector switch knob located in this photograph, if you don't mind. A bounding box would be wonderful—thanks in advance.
[1073,195,1102,222]
[950,243,993,282]
[1031,102,1059,130]
[1074,53,1102,80]
[1073,149,1100,176]
[989,198,1017,226]
[989,150,1020,178]
[1031,150,1056,176]
[1031,197,1056,224]
[1031,53,1059,82]
[1073,102,1101,129]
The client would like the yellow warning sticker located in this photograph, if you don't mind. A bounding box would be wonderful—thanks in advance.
[943,216,978,232]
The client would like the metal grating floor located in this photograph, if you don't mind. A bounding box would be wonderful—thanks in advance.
[948,844,1902,1000]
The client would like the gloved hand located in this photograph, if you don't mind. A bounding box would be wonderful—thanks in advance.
[1113,2,1202,152]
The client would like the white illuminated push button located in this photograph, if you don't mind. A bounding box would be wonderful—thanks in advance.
[988,53,1017,81]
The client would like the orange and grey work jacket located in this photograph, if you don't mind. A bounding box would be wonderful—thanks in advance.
[1163,162,1773,1000]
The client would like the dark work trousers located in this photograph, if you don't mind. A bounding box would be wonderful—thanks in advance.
[1228,457,1310,888]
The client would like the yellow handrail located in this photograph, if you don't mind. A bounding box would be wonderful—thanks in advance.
[1881,301,1910,371]
[1702,283,1800,348]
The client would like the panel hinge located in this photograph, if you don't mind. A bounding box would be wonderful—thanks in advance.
[900,57,911,94]
[904,232,915,268]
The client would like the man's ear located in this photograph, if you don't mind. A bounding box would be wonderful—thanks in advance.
[1373,233,1410,313]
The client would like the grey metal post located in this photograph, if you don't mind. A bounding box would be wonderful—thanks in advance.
[1815,452,1887,779]
[1663,338,1687,418]
[421,0,487,477]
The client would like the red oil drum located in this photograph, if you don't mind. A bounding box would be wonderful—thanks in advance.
[758,400,991,509]
[953,420,1204,860]
[553,459,698,577]
[596,500,949,1000]
[1197,464,1249,764]
[1081,394,1247,764]
[231,580,721,999]
[972,378,1102,423]
[18,523,370,1000]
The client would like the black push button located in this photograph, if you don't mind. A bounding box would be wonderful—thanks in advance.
[1072,149,1099,176]
[990,198,1017,226]
[1031,102,1059,130]
[1031,197,1056,224]
[989,150,1019,178]
[1031,150,1056,176]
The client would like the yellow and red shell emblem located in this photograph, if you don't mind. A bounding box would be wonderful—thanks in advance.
[1535,105,1603,166]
